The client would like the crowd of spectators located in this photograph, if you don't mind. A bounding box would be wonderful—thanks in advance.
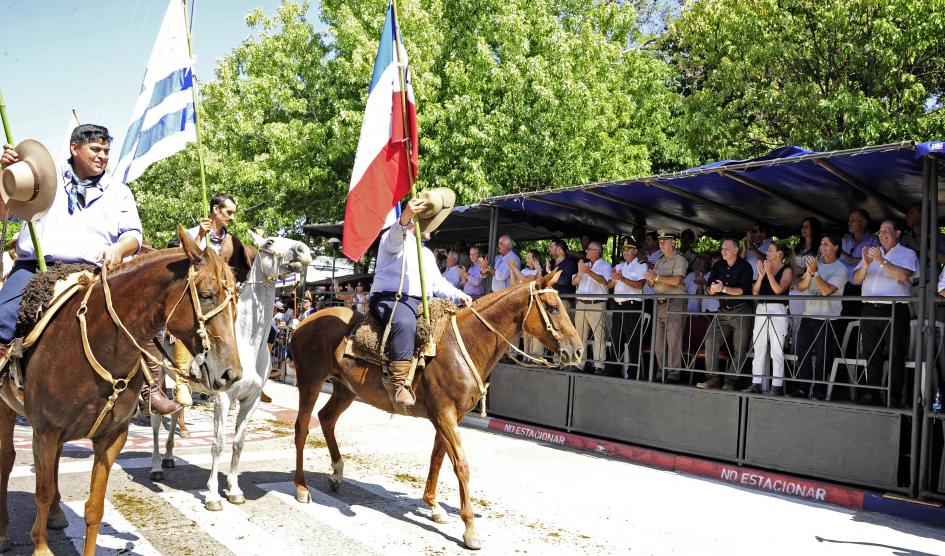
[423,203,939,409]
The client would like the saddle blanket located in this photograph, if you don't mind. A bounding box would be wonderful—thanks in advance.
[345,298,457,366]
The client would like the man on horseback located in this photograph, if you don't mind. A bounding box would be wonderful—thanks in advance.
[370,189,472,408]
[0,125,185,412]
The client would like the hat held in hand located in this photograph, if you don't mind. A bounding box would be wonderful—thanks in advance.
[1,139,57,222]
[416,187,456,234]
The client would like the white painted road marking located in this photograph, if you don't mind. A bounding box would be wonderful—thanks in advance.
[62,499,162,556]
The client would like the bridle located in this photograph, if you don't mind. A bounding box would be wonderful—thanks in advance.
[466,281,564,367]
[78,258,235,437]
[241,244,299,287]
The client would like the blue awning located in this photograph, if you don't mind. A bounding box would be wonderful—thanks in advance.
[485,141,945,237]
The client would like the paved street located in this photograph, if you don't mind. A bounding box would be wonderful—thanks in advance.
[5,380,945,555]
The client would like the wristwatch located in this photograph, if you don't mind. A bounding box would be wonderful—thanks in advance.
[880,260,887,269]
[812,271,819,278]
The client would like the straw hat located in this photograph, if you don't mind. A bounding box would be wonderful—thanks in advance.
[417,188,455,234]
[1,139,57,222]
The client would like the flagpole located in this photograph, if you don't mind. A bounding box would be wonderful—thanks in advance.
[182,0,210,219]
[391,0,429,324]
[0,88,47,272]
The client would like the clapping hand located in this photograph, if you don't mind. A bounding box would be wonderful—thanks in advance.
[478,257,489,271]
[545,258,552,273]
[756,259,765,277]
[861,246,873,265]
[709,280,724,294]
[868,246,884,265]
[805,256,818,275]
[693,271,705,286]
[762,259,774,276]
[577,261,588,275]
[643,269,655,282]
[611,268,621,281]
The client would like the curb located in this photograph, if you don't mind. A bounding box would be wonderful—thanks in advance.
[461,414,945,529]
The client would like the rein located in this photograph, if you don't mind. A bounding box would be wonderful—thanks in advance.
[78,258,235,437]
[241,245,296,287]
[452,282,562,418]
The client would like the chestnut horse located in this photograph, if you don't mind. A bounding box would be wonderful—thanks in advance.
[0,227,242,556]
[291,270,583,550]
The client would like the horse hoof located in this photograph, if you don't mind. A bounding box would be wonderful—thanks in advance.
[47,512,69,530]
[150,471,164,482]
[227,494,246,505]
[328,478,342,493]
[295,488,311,504]
[0,536,9,553]
[162,459,176,469]
[463,532,482,550]
[430,510,448,524]
[205,500,223,512]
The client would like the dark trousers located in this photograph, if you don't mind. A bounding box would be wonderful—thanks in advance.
[0,260,40,343]
[704,303,753,383]
[370,293,422,361]
[612,301,642,377]
[792,317,839,398]
[859,302,911,406]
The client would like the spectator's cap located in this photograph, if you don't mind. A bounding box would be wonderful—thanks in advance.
[274,300,285,310]
[1,139,57,222]
[657,230,678,241]
[620,238,640,250]
[417,188,456,234]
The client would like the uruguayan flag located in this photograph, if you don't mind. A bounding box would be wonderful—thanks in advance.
[114,0,196,183]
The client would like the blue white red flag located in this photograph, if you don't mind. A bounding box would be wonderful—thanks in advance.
[342,1,418,261]
[113,0,196,183]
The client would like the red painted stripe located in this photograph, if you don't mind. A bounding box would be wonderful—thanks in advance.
[485,416,865,510]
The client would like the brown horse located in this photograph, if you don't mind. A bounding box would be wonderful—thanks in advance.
[0,227,242,556]
[291,270,583,550]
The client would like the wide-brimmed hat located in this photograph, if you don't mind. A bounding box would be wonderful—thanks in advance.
[1,139,57,222]
[417,187,456,234]
[657,229,678,241]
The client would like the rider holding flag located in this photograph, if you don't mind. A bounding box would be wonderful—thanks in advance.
[370,189,471,408]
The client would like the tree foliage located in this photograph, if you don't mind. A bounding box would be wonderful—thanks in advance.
[666,0,945,162]
[131,0,681,246]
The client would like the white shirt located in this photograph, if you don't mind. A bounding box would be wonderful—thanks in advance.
[855,243,918,299]
[522,267,539,278]
[370,223,466,303]
[684,271,703,314]
[613,259,646,302]
[643,250,662,295]
[442,265,463,289]
[746,238,772,280]
[799,259,847,317]
[576,258,612,300]
[491,251,522,291]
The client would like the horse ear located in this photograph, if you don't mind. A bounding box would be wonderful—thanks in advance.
[543,268,561,288]
[218,235,235,263]
[243,244,258,266]
[248,229,265,247]
[178,225,203,263]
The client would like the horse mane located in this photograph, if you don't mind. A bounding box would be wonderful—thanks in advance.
[107,246,236,288]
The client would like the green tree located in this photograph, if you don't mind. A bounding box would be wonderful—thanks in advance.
[132,0,684,246]
[667,0,945,162]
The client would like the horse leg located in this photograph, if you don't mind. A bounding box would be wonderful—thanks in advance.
[29,430,62,556]
[423,432,449,524]
[293,379,322,503]
[149,413,165,481]
[81,428,128,556]
[163,412,178,469]
[224,392,260,505]
[318,384,356,493]
[0,404,16,552]
[204,393,229,511]
[432,414,481,550]
[46,444,67,530]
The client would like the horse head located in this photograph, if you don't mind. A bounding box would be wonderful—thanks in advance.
[247,229,313,282]
[166,226,243,391]
[521,269,584,366]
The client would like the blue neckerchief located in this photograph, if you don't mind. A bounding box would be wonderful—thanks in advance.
[66,164,100,214]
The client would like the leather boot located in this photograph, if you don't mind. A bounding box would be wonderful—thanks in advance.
[383,360,415,408]
[139,341,183,417]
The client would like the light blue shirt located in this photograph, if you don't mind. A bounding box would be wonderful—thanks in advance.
[16,163,142,264]
[854,243,918,299]
[463,264,485,297]
[442,265,463,289]
[491,250,521,291]
[370,223,465,303]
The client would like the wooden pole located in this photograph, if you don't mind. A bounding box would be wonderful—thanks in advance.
[0,88,47,272]
[391,0,429,323]
[182,0,210,218]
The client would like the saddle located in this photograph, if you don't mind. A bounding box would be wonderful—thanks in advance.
[344,298,458,367]
[1,264,97,389]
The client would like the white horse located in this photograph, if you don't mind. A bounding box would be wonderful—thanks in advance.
[149,231,312,511]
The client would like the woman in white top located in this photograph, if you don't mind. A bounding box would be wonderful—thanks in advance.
[746,242,793,396]
[789,233,847,399]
